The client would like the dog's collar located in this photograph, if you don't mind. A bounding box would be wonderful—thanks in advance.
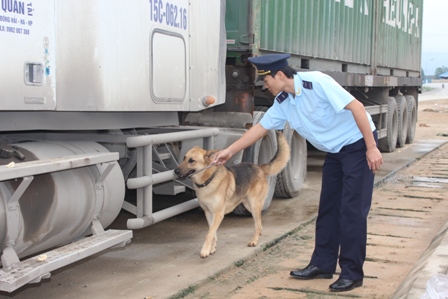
[195,169,218,188]
[187,163,216,178]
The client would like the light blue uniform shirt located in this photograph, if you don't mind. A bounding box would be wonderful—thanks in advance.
[259,71,376,153]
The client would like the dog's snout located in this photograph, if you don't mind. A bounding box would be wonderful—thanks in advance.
[174,168,180,175]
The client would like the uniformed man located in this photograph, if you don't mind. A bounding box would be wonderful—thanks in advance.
[212,53,383,292]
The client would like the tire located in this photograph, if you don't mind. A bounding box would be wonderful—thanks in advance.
[405,95,417,144]
[274,122,307,198]
[395,95,408,148]
[233,109,278,215]
[378,97,398,153]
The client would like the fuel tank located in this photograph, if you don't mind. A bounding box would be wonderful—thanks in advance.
[0,141,125,259]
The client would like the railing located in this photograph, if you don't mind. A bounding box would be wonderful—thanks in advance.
[125,128,220,229]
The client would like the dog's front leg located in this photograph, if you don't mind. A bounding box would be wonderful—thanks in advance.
[201,212,224,258]
[203,210,218,256]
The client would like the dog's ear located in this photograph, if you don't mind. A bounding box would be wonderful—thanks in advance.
[205,149,220,162]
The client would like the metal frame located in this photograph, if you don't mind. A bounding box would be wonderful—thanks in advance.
[3,127,223,230]
[125,128,220,229]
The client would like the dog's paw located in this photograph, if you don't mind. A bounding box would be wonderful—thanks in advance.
[210,240,216,254]
[200,250,210,258]
[247,241,257,247]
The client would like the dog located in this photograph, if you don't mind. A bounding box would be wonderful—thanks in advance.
[174,131,290,258]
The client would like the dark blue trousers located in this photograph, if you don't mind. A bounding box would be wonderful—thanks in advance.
[310,131,378,280]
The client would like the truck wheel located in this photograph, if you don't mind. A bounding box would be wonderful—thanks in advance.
[233,110,278,215]
[274,122,307,198]
[395,95,408,148]
[405,95,417,144]
[378,97,398,153]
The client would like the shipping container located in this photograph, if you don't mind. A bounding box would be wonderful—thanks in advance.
[227,0,422,77]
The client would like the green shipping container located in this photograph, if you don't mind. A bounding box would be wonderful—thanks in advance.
[226,0,423,83]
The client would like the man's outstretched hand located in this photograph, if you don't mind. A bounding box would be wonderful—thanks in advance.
[212,148,233,165]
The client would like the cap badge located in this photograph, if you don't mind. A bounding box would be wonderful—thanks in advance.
[257,69,271,76]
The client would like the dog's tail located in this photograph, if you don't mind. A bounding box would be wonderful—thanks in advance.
[260,131,291,176]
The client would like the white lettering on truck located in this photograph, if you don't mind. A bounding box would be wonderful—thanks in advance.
[383,0,420,37]
[335,0,420,38]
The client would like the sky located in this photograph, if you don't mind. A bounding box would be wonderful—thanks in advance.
[421,0,448,76]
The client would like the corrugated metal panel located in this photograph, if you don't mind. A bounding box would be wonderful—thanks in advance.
[376,0,423,73]
[255,0,422,74]
[259,0,372,66]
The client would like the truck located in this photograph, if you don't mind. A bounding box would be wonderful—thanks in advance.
[0,0,422,292]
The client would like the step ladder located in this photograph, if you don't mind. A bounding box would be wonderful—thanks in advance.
[0,152,132,292]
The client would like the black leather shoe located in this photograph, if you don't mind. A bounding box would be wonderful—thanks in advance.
[290,264,333,280]
[329,278,363,292]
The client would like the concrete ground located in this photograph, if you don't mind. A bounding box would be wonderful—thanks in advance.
[395,86,448,299]
[1,87,447,299]
[180,140,448,299]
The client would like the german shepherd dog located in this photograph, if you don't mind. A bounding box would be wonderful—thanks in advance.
[174,131,290,258]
